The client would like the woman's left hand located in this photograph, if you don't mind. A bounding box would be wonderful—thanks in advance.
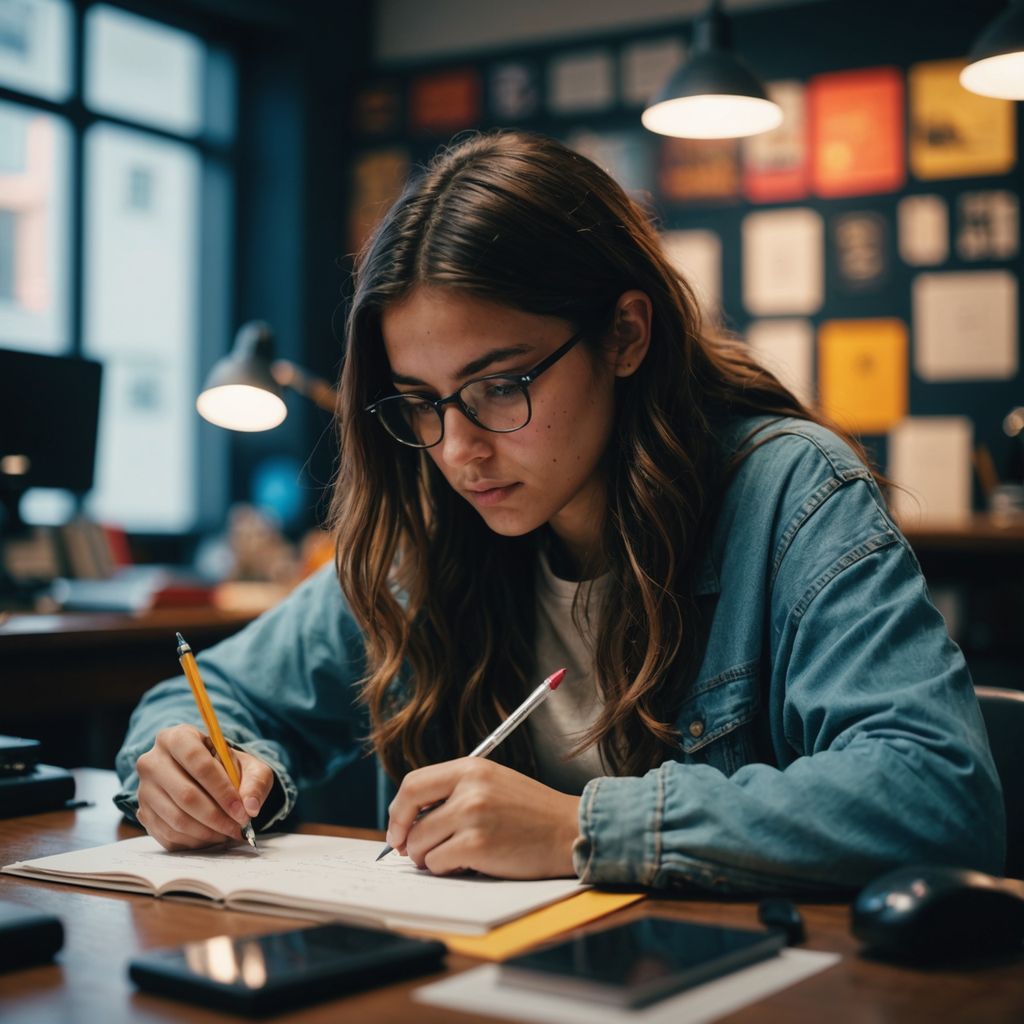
[385,758,581,879]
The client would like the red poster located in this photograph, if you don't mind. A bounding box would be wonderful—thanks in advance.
[409,69,481,136]
[809,67,905,198]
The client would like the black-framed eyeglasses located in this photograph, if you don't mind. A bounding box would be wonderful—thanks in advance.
[365,329,585,449]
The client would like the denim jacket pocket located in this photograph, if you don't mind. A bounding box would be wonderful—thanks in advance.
[678,659,761,776]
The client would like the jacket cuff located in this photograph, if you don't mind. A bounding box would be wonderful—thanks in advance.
[228,738,296,830]
[572,772,665,886]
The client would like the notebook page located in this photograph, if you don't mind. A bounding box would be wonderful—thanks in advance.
[3,833,585,934]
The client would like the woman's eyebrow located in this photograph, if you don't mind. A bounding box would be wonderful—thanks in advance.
[390,344,534,386]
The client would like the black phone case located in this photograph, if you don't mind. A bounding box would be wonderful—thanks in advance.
[128,924,446,1016]
[0,736,42,775]
[0,901,64,972]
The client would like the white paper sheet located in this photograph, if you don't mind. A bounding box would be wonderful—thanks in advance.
[898,194,948,266]
[742,208,823,316]
[415,949,840,1024]
[887,416,974,527]
[912,270,1018,381]
[662,229,722,320]
[745,319,814,406]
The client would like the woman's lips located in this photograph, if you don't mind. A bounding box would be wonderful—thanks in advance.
[466,482,522,507]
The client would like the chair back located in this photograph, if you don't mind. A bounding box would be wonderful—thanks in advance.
[975,686,1024,879]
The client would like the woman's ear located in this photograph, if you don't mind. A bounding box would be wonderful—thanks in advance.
[608,290,652,379]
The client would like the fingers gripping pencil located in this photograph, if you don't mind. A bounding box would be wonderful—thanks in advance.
[176,632,258,849]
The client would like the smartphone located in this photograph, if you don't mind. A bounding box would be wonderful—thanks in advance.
[128,922,446,1016]
[498,917,786,1008]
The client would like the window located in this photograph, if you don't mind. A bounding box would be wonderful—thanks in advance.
[0,0,235,533]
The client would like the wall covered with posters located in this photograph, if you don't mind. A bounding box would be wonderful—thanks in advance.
[345,0,1023,525]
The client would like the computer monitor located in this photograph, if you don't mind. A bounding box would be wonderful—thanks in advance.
[0,348,103,534]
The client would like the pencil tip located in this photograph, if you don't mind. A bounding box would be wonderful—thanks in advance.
[547,668,567,690]
[375,846,392,862]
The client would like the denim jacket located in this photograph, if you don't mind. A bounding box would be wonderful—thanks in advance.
[114,416,1006,894]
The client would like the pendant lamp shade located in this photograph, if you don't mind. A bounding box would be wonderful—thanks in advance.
[641,1,782,139]
[961,1,1024,100]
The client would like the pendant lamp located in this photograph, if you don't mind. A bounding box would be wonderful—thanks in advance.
[961,1,1024,100]
[641,0,783,139]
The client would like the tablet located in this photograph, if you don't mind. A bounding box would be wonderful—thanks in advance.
[129,922,446,1016]
[498,916,786,1008]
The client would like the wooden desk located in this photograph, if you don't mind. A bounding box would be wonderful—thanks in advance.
[1,771,1022,1023]
[899,515,1024,555]
[0,608,257,768]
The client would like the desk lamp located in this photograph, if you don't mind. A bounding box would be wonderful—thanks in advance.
[196,321,337,432]
[641,0,782,139]
[961,1,1024,100]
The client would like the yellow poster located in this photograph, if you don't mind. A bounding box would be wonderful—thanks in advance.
[909,59,1015,179]
[818,319,907,434]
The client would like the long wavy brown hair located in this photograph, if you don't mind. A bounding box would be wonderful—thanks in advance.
[331,130,874,783]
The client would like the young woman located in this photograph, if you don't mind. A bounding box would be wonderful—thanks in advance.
[116,131,1004,893]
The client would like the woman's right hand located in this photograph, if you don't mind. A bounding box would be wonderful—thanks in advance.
[135,724,275,851]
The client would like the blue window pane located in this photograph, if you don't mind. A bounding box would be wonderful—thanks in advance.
[0,0,72,102]
[83,124,200,532]
[85,5,204,136]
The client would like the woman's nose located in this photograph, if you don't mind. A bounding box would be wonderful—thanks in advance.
[438,405,491,466]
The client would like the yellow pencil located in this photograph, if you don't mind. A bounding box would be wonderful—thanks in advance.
[175,631,257,848]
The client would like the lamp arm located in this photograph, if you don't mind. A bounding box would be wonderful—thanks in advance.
[271,360,338,414]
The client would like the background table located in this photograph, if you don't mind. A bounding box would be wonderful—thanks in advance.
[0,607,258,768]
[1,770,1023,1023]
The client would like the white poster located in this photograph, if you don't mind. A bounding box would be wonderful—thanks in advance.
[742,208,824,316]
[548,49,615,114]
[898,194,949,266]
[745,318,814,406]
[956,190,1019,261]
[888,416,973,527]
[661,229,721,321]
[912,270,1018,380]
[620,37,686,106]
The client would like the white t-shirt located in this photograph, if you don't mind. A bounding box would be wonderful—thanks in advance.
[528,551,610,794]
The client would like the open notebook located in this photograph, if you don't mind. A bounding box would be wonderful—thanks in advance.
[2,834,586,936]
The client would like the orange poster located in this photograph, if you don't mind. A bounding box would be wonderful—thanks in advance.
[818,319,907,434]
[809,67,905,198]
[409,69,481,136]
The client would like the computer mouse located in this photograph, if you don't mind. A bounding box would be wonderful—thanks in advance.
[851,864,1024,963]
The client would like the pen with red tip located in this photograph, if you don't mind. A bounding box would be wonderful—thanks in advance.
[375,667,567,861]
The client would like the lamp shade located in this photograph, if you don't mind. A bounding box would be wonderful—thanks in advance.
[961,1,1024,99]
[197,321,288,432]
[641,2,782,139]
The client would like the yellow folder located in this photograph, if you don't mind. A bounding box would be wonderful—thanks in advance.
[427,889,646,961]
